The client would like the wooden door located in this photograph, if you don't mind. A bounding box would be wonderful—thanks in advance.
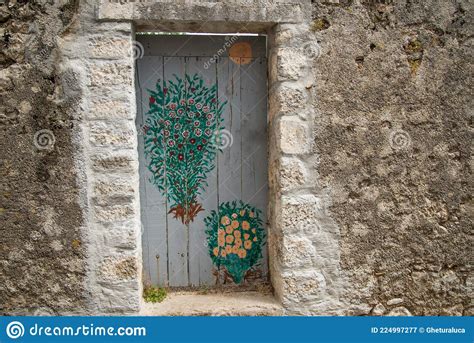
[136,34,268,287]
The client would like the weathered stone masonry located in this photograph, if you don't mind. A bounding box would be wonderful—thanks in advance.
[1,0,472,316]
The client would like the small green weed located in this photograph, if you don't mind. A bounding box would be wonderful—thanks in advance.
[143,286,167,303]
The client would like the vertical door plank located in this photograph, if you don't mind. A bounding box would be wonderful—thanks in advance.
[136,56,169,286]
[186,56,218,286]
[163,56,189,287]
[217,57,242,203]
[240,57,269,279]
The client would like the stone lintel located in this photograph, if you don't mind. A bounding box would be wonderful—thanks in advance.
[98,0,311,26]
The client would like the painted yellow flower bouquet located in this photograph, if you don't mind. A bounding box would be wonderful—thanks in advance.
[205,201,265,284]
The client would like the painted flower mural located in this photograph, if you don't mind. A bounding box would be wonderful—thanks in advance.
[144,74,226,224]
[205,201,265,284]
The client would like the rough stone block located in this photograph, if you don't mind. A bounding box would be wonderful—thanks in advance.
[279,194,324,234]
[89,36,132,59]
[93,177,136,198]
[88,98,133,120]
[89,62,132,88]
[277,234,316,269]
[279,157,308,191]
[97,0,310,24]
[387,306,413,316]
[89,121,136,148]
[94,204,135,223]
[269,83,308,117]
[387,298,404,306]
[277,117,311,154]
[274,23,313,47]
[92,177,136,206]
[97,255,138,282]
[277,270,326,304]
[371,303,386,316]
[271,48,307,81]
[98,285,140,314]
[91,152,137,173]
[101,224,139,251]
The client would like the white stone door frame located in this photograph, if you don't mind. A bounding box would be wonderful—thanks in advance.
[89,0,344,315]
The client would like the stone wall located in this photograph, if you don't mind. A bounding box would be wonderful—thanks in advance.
[0,0,89,315]
[0,0,471,316]
[0,0,142,315]
[60,4,142,314]
[312,0,473,315]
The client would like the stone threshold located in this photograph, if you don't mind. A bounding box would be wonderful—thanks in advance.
[140,291,283,316]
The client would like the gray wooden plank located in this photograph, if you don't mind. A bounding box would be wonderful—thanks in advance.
[215,57,242,286]
[163,56,189,287]
[240,57,269,280]
[136,56,170,286]
[217,57,242,204]
[185,56,218,286]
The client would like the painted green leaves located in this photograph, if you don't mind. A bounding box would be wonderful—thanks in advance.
[143,74,226,224]
[205,201,265,284]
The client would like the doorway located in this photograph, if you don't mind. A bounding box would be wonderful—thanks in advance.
[136,34,268,288]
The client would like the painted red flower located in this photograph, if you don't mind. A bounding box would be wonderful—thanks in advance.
[197,145,203,151]
[178,143,183,149]
[178,154,184,161]
[190,138,196,144]
[191,87,196,92]
[149,96,155,104]
[163,88,168,94]
[170,103,177,110]
[202,138,207,144]
[188,99,195,105]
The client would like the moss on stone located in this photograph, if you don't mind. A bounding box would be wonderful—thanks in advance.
[311,18,330,32]
[408,59,422,75]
